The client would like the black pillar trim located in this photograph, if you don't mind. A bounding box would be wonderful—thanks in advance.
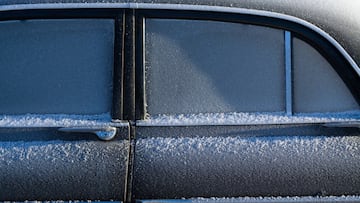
[135,14,146,120]
[123,9,136,120]
[112,14,125,119]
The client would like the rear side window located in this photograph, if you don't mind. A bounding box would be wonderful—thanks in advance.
[143,18,359,120]
[145,19,285,115]
[0,19,114,114]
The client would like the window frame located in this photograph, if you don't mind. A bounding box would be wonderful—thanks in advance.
[135,9,360,120]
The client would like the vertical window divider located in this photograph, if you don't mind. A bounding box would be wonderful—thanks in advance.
[123,9,136,120]
[135,14,146,120]
[112,14,125,120]
[285,31,293,115]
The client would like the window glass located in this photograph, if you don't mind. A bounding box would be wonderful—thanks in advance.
[145,19,285,115]
[0,19,114,114]
[293,37,359,113]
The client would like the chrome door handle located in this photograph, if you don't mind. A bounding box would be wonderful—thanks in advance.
[58,126,117,141]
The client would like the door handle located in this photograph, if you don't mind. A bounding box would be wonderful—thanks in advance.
[58,126,117,141]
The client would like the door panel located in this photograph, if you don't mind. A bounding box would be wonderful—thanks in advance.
[0,12,128,201]
[134,11,360,200]
[134,125,360,199]
[0,127,129,201]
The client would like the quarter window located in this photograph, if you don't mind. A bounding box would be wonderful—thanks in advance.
[293,37,358,113]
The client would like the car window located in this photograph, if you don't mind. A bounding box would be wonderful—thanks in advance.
[0,19,114,115]
[143,18,359,122]
[293,37,359,113]
[145,19,285,115]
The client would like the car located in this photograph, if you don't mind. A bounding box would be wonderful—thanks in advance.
[0,0,359,202]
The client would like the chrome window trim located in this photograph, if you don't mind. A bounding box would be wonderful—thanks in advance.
[0,3,359,77]
[285,31,293,116]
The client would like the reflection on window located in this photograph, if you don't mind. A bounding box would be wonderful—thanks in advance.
[0,19,114,114]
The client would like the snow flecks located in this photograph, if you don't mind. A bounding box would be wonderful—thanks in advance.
[141,196,360,202]
[138,111,360,126]
[135,135,360,197]
[136,136,360,160]
[0,140,127,164]
[0,140,129,200]
[0,113,112,127]
[190,196,360,202]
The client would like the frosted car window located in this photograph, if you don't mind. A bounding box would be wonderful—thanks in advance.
[0,19,114,114]
[293,37,359,113]
[145,19,285,115]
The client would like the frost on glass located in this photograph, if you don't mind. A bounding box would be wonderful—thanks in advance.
[293,37,359,113]
[0,19,114,114]
[145,19,285,115]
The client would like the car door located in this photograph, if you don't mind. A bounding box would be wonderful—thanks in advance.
[131,9,360,201]
[0,9,130,201]
[1,5,360,202]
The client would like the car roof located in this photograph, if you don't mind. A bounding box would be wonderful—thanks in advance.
[0,0,359,70]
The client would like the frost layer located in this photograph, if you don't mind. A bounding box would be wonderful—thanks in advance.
[134,136,360,198]
[141,196,360,202]
[138,112,360,126]
[0,113,113,127]
[0,140,128,200]
[191,196,360,202]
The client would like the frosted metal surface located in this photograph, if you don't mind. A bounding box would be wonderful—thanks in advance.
[293,38,359,113]
[0,19,114,114]
[0,139,128,200]
[145,19,285,115]
[134,134,360,198]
